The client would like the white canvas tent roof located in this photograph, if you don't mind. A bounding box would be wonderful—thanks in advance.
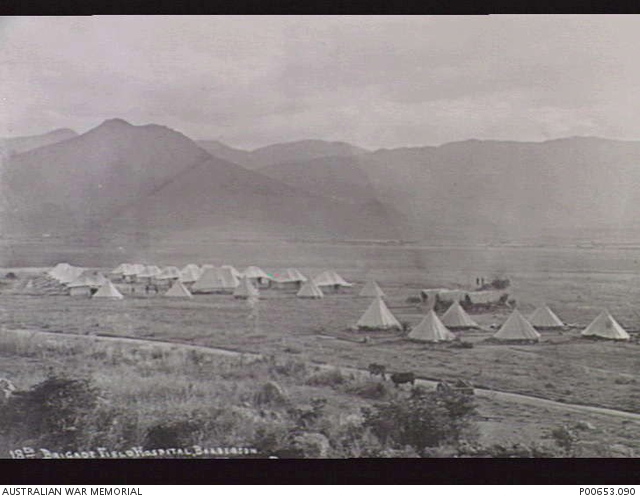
[138,265,162,278]
[297,280,324,299]
[179,266,201,283]
[441,301,479,329]
[356,297,401,330]
[359,280,385,298]
[180,264,202,277]
[110,263,129,275]
[165,280,193,298]
[221,265,242,279]
[242,266,270,280]
[234,277,259,298]
[493,309,541,341]
[408,310,456,342]
[314,270,352,287]
[529,305,564,328]
[92,280,124,299]
[123,263,146,276]
[55,265,84,285]
[67,271,107,289]
[272,268,307,283]
[581,310,630,340]
[157,266,181,280]
[47,263,71,281]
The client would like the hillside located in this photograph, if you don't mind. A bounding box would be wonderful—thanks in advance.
[195,140,255,169]
[0,128,78,156]
[363,137,640,243]
[197,138,368,170]
[259,155,377,204]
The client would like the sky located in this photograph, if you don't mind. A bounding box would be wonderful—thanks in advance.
[2,15,640,150]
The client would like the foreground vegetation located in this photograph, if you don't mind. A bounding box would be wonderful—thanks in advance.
[0,330,636,458]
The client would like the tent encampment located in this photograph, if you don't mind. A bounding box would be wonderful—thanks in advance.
[581,310,630,341]
[408,310,456,342]
[441,301,479,329]
[297,280,324,299]
[493,309,541,342]
[356,297,402,330]
[359,280,385,298]
[92,280,124,299]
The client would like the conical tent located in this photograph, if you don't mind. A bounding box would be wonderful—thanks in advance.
[297,280,324,299]
[92,280,124,299]
[409,310,456,342]
[581,310,630,340]
[192,267,239,293]
[234,277,259,299]
[493,309,541,341]
[165,280,193,298]
[359,280,385,298]
[441,301,479,329]
[529,305,564,329]
[356,297,401,330]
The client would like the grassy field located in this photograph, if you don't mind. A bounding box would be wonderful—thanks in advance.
[2,243,640,456]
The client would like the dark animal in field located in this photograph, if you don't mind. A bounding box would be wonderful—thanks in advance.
[368,363,387,380]
[390,371,415,387]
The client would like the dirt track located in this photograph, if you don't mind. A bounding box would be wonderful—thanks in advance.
[8,327,640,425]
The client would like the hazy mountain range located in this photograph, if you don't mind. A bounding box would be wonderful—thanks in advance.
[3,119,640,253]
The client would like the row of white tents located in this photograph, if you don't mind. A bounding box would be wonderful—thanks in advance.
[45,262,379,300]
[355,297,631,342]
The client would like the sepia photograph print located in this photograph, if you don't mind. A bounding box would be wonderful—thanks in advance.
[2,14,640,465]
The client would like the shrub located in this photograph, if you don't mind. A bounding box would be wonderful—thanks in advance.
[144,418,205,450]
[360,385,477,456]
[5,272,17,279]
[253,381,288,408]
[287,398,327,430]
[345,380,391,400]
[0,375,116,451]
